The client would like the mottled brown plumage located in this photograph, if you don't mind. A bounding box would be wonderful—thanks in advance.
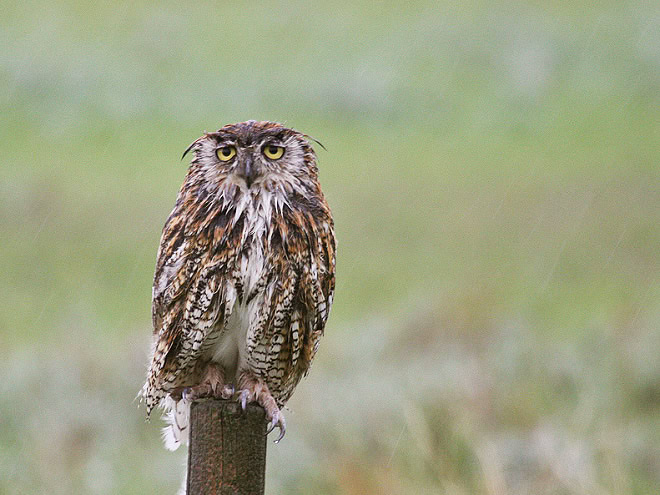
[140,121,335,446]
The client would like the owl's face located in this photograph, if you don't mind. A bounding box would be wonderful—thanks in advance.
[185,121,318,195]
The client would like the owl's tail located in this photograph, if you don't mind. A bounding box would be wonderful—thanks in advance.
[161,395,191,451]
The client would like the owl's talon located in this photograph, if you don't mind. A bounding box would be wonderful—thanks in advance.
[273,417,286,443]
[266,413,286,443]
[239,389,250,411]
[266,417,277,434]
[236,371,287,441]
[181,387,192,401]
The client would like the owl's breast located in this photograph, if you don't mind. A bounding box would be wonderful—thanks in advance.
[235,196,274,297]
[206,223,269,381]
[237,242,266,301]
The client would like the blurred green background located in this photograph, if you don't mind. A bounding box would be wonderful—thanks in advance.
[1,1,659,494]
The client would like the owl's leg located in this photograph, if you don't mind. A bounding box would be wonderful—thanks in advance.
[174,363,234,401]
[236,370,286,442]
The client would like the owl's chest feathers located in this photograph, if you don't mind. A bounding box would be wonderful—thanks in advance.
[232,194,272,296]
[204,194,275,377]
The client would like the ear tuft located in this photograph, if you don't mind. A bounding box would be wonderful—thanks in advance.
[304,134,327,151]
[181,136,204,161]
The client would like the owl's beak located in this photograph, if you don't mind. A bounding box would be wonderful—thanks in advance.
[236,156,259,188]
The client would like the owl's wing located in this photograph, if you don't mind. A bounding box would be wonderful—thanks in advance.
[247,213,336,402]
[297,217,336,370]
[143,207,238,415]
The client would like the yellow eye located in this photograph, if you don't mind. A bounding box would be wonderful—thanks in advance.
[263,144,285,160]
[216,146,236,161]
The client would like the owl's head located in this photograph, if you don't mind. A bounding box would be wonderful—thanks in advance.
[184,121,320,194]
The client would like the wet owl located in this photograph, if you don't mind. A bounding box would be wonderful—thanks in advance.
[141,120,336,447]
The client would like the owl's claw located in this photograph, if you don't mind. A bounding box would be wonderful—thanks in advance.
[181,387,192,401]
[266,416,277,434]
[267,413,286,443]
[179,384,210,401]
[172,364,230,402]
[239,389,250,411]
[275,425,286,443]
[236,370,287,442]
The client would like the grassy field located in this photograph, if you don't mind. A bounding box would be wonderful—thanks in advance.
[1,1,658,494]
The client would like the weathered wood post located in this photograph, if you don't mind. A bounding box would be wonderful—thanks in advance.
[187,399,267,495]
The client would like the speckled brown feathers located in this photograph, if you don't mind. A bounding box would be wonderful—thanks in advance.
[141,121,335,446]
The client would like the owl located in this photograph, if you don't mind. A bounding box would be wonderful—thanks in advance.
[140,121,336,447]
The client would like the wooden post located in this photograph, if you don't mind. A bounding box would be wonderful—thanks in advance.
[187,399,267,495]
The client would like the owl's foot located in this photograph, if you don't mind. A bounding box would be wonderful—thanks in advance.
[236,371,287,443]
[173,363,234,401]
